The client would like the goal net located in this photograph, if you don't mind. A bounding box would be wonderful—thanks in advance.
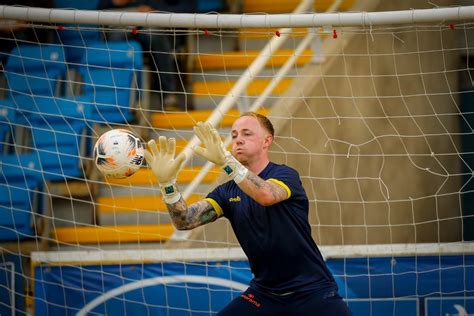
[0,1,474,315]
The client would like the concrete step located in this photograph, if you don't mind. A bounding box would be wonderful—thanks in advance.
[95,194,202,213]
[193,78,292,97]
[106,166,222,186]
[99,182,212,198]
[151,108,269,129]
[243,0,354,13]
[98,210,172,226]
[53,224,175,244]
[192,95,278,111]
[239,28,310,40]
[97,170,216,225]
[194,48,313,71]
[190,67,295,110]
[191,66,300,82]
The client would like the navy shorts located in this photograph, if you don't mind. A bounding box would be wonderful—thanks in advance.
[217,287,352,316]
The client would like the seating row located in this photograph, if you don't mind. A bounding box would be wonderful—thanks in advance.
[0,40,143,241]
[4,40,143,123]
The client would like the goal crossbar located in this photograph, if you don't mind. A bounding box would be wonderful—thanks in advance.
[2,5,474,29]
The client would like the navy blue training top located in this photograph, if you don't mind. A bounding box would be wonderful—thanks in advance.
[206,162,337,295]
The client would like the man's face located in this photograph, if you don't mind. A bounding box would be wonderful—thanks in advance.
[230,116,272,165]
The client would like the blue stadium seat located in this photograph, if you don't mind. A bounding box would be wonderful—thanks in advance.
[4,45,66,97]
[7,94,94,122]
[53,0,101,64]
[0,98,93,181]
[73,41,143,123]
[196,0,225,12]
[25,98,92,181]
[0,153,43,241]
[0,102,29,152]
[79,69,135,122]
[56,29,102,66]
[30,128,86,181]
[0,106,16,154]
[82,41,143,68]
[52,0,99,10]
[1,152,43,181]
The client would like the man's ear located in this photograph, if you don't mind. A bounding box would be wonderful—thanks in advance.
[263,134,273,149]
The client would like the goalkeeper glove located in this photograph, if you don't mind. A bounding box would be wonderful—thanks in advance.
[144,136,186,204]
[193,122,248,184]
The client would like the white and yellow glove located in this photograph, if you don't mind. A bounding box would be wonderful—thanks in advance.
[144,136,186,204]
[193,122,248,184]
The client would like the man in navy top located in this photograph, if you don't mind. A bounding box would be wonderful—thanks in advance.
[144,112,351,315]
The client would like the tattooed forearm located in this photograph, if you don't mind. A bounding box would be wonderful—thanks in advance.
[166,198,218,230]
[166,196,188,229]
[246,173,265,189]
[239,171,289,206]
[186,201,218,228]
[268,182,288,201]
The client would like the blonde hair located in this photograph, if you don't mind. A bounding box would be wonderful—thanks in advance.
[240,112,274,137]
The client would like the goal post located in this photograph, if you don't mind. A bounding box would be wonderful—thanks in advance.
[1,2,474,315]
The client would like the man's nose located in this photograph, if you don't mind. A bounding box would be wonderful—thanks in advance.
[235,136,244,145]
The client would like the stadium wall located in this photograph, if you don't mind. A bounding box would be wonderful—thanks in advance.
[271,0,462,245]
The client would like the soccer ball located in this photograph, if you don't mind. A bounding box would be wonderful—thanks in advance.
[93,129,144,179]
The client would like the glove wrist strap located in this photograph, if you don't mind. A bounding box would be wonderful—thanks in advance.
[221,154,248,184]
[159,180,181,204]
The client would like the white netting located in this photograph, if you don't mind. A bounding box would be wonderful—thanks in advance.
[0,2,474,315]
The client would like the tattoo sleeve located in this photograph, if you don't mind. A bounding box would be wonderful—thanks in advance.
[166,197,219,230]
[240,171,289,205]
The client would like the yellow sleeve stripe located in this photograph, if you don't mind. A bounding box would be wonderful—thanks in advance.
[267,178,291,199]
[204,198,224,217]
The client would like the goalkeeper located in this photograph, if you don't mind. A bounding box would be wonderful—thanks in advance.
[144,112,351,315]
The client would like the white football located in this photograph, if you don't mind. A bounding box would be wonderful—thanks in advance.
[93,129,144,178]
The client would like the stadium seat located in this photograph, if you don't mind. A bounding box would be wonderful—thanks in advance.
[196,0,225,12]
[8,95,94,122]
[1,152,42,181]
[0,103,30,158]
[79,70,136,122]
[4,45,66,97]
[52,0,99,10]
[0,153,43,241]
[32,123,86,175]
[26,98,92,181]
[53,0,101,65]
[82,41,143,68]
[0,98,93,181]
[56,29,102,66]
[0,106,15,154]
[73,41,143,123]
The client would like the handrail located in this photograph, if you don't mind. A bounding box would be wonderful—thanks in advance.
[173,0,344,241]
